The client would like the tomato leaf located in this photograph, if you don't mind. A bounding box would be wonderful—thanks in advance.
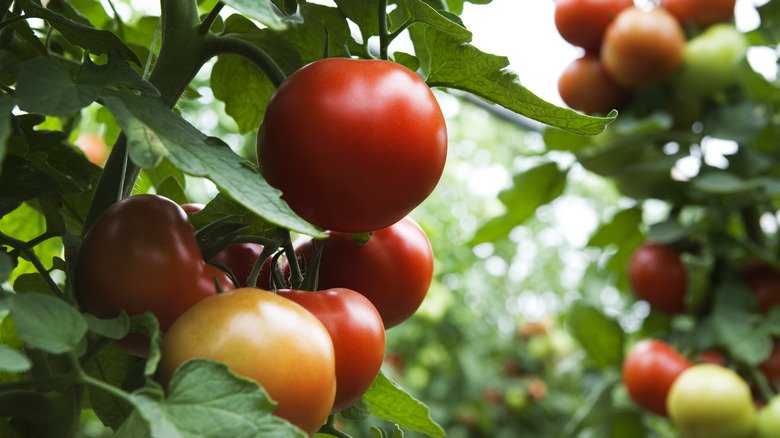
[0,345,31,373]
[711,279,773,366]
[121,359,307,438]
[83,312,131,340]
[363,371,445,438]
[393,0,472,42]
[86,343,140,430]
[220,0,288,30]
[6,292,87,354]
[423,29,614,136]
[567,302,624,369]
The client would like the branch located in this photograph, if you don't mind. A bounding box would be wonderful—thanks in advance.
[203,34,287,88]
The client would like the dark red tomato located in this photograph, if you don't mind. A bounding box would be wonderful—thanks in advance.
[293,216,433,328]
[277,288,385,413]
[601,7,686,88]
[759,346,780,392]
[257,58,447,233]
[558,54,631,114]
[660,0,736,29]
[740,260,780,314]
[623,339,693,416]
[76,194,235,356]
[554,0,634,53]
[628,242,688,314]
[697,350,727,367]
[181,203,271,289]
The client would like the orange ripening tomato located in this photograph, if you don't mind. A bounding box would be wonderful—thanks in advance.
[558,54,631,114]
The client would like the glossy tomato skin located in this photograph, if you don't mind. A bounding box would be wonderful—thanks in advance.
[157,288,336,436]
[741,260,780,314]
[558,54,631,114]
[622,339,692,416]
[628,242,688,313]
[660,0,736,29]
[257,58,447,233]
[601,7,686,88]
[76,195,235,356]
[554,0,633,53]
[277,288,385,413]
[293,216,434,328]
[667,364,757,438]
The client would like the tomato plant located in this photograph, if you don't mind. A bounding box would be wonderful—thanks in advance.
[757,394,780,438]
[157,288,337,436]
[257,58,448,233]
[660,0,737,29]
[558,54,631,114]
[628,242,688,314]
[676,24,748,97]
[622,339,692,416]
[553,0,633,53]
[741,260,780,314]
[75,194,235,356]
[667,364,757,438]
[277,288,386,413]
[601,7,686,88]
[759,346,780,392]
[291,216,434,328]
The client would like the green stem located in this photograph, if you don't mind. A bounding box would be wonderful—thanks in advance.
[318,416,354,438]
[105,0,126,40]
[387,19,412,44]
[198,1,225,35]
[203,34,287,88]
[0,231,64,299]
[378,0,388,60]
[747,365,776,403]
[281,229,303,289]
[246,244,278,289]
[0,374,74,392]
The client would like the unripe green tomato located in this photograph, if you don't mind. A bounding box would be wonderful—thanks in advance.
[667,364,757,438]
[676,24,748,97]
[757,395,780,438]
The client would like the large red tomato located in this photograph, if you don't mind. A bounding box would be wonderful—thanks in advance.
[157,288,336,436]
[291,216,434,328]
[622,339,692,416]
[628,242,688,314]
[558,54,631,114]
[740,260,780,314]
[76,194,235,356]
[601,7,686,88]
[554,0,634,53]
[277,288,385,413]
[660,0,737,29]
[257,58,447,233]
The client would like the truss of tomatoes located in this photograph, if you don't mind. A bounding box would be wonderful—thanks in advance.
[554,0,742,115]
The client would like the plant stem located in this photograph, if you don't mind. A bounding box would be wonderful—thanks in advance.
[378,0,389,60]
[198,1,225,35]
[318,416,354,438]
[203,34,287,88]
[0,231,64,299]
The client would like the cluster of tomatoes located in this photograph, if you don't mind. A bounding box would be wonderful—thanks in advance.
[75,57,447,435]
[554,0,745,115]
[624,242,780,438]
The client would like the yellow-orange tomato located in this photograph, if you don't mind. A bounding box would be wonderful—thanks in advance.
[157,288,336,436]
[74,132,108,166]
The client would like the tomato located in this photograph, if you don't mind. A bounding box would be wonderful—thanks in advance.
[660,0,736,29]
[622,339,692,416]
[601,7,686,88]
[157,288,336,436]
[758,346,780,392]
[757,394,780,438]
[740,260,780,314]
[676,24,748,97]
[628,242,688,314]
[74,132,108,166]
[291,216,434,328]
[181,203,271,289]
[667,364,757,438]
[277,288,385,413]
[553,0,634,53]
[696,350,727,366]
[557,54,631,114]
[257,58,447,233]
[75,194,235,356]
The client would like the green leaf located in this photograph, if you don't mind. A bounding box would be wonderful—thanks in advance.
[470,162,568,244]
[394,0,472,42]
[336,0,379,40]
[7,292,87,354]
[0,345,31,373]
[83,312,131,340]
[75,51,159,96]
[424,29,614,136]
[15,58,97,116]
[87,342,142,430]
[587,207,644,282]
[280,4,361,63]
[567,302,625,369]
[221,0,288,30]
[692,171,763,195]
[100,90,323,237]
[711,279,772,365]
[363,371,445,438]
[211,54,275,134]
[188,193,276,238]
[126,359,306,438]
[0,94,15,170]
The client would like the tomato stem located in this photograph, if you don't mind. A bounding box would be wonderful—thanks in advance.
[378,0,389,60]
[246,244,278,289]
[203,34,287,88]
[0,231,65,300]
[318,415,354,438]
[198,1,225,35]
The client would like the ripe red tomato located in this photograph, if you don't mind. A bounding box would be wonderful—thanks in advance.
[759,346,780,392]
[558,54,631,114]
[601,7,686,88]
[76,194,235,356]
[622,339,692,416]
[740,260,780,314]
[292,216,434,328]
[660,0,736,29]
[257,58,447,233]
[553,0,634,53]
[157,288,336,436]
[277,288,385,413]
[628,242,688,314]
